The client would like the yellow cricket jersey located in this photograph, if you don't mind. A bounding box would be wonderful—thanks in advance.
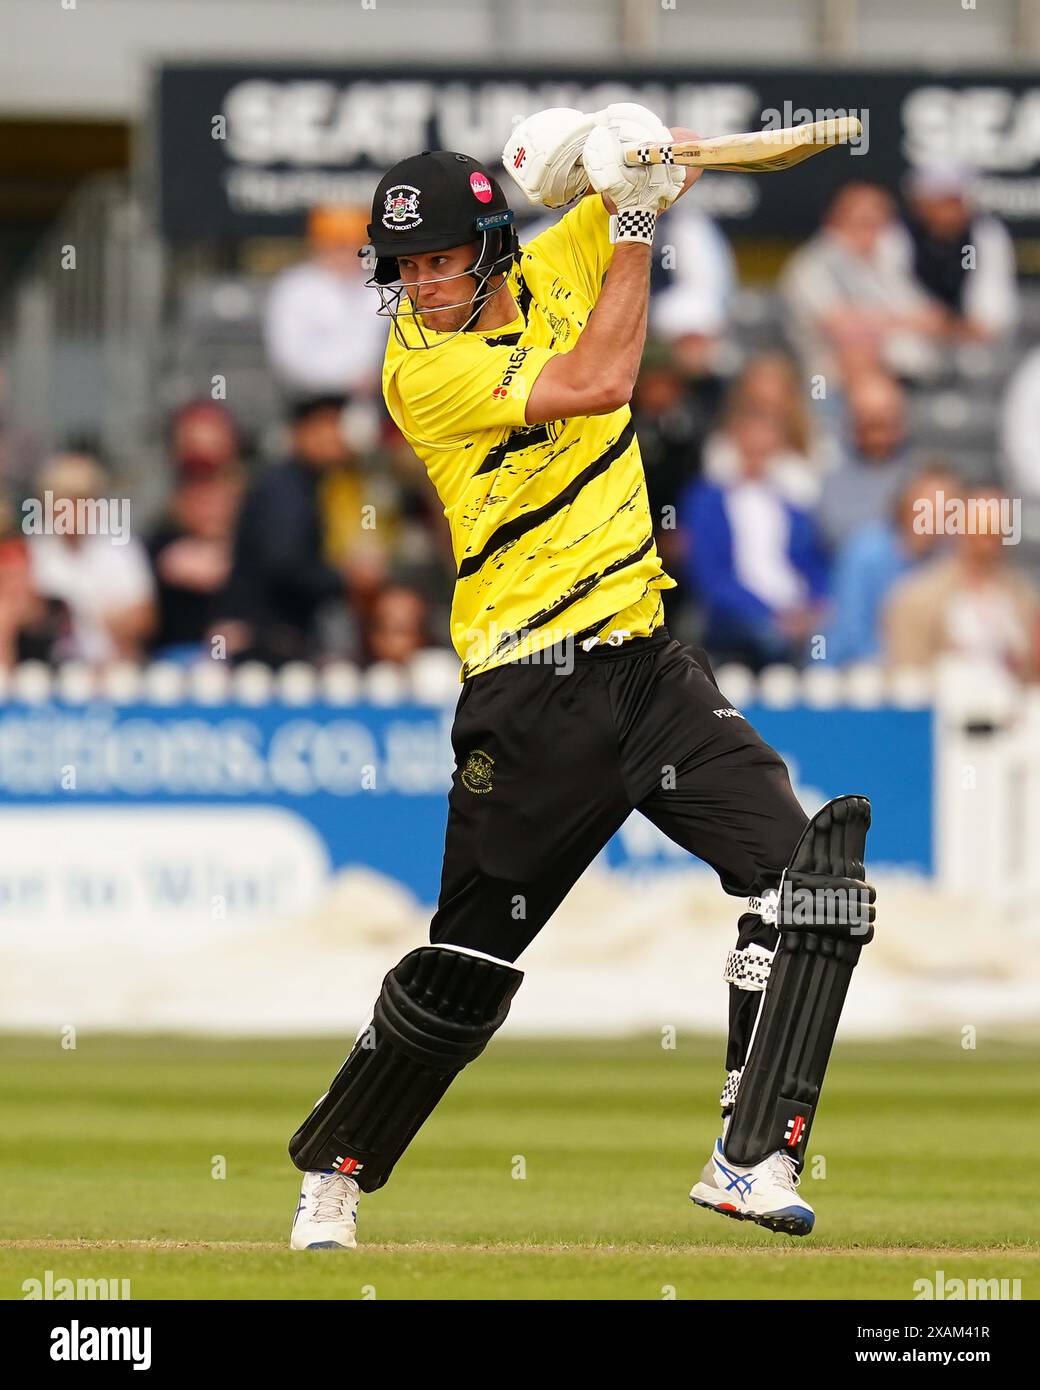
[381,194,676,679]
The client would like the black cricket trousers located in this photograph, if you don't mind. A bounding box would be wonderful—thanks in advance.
[430,629,808,1081]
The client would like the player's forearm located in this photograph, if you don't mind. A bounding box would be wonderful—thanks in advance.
[567,242,651,406]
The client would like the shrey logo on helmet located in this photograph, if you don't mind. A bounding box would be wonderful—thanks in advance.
[382,184,422,231]
[469,172,493,203]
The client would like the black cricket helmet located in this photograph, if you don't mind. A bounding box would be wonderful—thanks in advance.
[365,150,518,347]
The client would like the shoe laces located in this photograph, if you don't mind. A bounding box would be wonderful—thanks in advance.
[312,1173,359,1222]
[767,1150,801,1192]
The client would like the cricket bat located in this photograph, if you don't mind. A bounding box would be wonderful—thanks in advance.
[622,116,862,173]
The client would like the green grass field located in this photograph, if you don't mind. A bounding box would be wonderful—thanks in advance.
[2,1033,1037,1300]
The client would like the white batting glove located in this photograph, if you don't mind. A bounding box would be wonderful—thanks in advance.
[582,123,682,245]
[503,103,684,214]
[594,102,685,209]
[502,108,599,208]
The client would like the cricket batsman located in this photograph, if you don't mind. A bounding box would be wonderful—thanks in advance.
[286,104,876,1248]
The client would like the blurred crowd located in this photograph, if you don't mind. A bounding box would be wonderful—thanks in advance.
[1,164,1038,681]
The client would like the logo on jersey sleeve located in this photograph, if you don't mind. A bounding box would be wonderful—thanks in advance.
[382,184,422,231]
[491,346,531,399]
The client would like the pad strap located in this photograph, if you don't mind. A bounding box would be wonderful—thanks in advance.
[722,943,774,992]
[720,1067,743,1110]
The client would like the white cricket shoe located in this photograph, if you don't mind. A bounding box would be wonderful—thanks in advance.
[689,1138,815,1236]
[289,1170,360,1250]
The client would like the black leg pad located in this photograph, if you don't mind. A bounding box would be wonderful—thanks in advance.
[289,946,523,1190]
[724,796,875,1169]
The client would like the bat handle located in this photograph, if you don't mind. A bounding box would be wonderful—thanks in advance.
[621,142,667,167]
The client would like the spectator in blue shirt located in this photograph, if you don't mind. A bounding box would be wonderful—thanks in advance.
[680,400,829,670]
[824,461,958,666]
[816,371,912,552]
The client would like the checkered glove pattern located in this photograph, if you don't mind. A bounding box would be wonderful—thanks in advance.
[609,208,658,246]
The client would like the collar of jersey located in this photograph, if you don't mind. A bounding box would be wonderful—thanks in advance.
[473,265,530,340]
[474,307,524,340]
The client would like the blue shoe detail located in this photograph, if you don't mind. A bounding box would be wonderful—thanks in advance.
[713,1140,756,1199]
[305,1240,351,1249]
[765,1205,815,1231]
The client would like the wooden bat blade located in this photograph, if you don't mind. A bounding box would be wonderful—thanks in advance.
[622,117,863,172]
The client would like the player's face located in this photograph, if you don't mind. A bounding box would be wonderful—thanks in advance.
[397,242,481,334]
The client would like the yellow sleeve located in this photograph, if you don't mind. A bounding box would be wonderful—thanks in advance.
[387,335,556,445]
[522,196,614,305]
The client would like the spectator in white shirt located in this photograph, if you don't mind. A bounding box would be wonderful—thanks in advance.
[780,182,949,384]
[264,204,387,398]
[27,454,156,665]
[649,202,736,377]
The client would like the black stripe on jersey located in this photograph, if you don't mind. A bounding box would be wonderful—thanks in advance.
[517,272,533,323]
[457,418,636,580]
[474,425,551,475]
[466,532,657,675]
[521,532,655,634]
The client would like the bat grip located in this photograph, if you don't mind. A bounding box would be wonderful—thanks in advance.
[621,143,661,167]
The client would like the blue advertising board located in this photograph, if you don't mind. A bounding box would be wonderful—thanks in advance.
[0,700,932,904]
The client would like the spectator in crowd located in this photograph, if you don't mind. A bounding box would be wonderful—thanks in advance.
[26,453,156,665]
[649,200,736,379]
[169,398,243,477]
[633,341,709,533]
[1000,346,1040,500]
[823,460,959,667]
[816,371,912,551]
[679,399,829,670]
[147,404,245,659]
[883,486,1040,680]
[780,182,949,384]
[373,418,455,619]
[703,353,822,507]
[263,203,387,398]
[0,503,70,668]
[361,584,430,667]
[217,395,387,666]
[901,164,1018,346]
